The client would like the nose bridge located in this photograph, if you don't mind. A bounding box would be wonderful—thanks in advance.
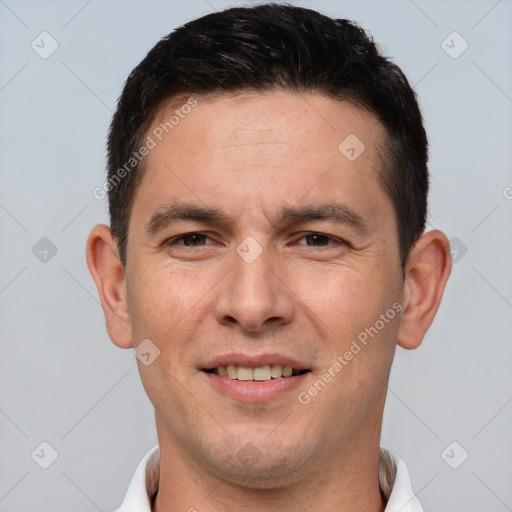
[214,238,295,332]
[235,239,275,299]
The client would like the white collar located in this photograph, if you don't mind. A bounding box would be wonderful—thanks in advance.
[113,445,423,512]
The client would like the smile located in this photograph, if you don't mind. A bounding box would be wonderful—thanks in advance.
[203,364,311,381]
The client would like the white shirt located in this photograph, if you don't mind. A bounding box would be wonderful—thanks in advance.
[113,445,423,512]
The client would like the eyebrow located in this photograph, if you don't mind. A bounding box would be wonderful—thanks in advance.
[145,202,230,235]
[278,203,369,234]
[145,201,369,236]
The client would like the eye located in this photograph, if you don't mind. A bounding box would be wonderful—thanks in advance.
[296,232,344,247]
[167,233,211,247]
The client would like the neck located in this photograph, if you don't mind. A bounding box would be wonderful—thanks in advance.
[152,418,386,512]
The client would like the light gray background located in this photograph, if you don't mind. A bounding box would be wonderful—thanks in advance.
[1,0,511,510]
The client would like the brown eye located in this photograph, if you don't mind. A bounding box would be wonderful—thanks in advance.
[168,233,210,247]
[180,234,207,246]
[304,233,330,246]
[296,233,343,247]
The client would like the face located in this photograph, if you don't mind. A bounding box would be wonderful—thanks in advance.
[124,91,405,485]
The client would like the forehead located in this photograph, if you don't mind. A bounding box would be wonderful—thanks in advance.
[135,90,391,225]
[149,90,385,168]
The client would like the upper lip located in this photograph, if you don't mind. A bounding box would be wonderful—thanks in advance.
[201,353,310,371]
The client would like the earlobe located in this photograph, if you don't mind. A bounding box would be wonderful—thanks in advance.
[397,230,452,350]
[86,224,134,348]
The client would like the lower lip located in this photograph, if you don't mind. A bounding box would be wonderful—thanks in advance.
[202,371,310,402]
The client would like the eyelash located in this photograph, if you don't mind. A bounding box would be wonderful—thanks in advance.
[166,232,345,249]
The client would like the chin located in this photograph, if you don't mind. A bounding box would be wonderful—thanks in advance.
[200,439,315,489]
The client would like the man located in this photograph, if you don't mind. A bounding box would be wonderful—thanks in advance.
[86,4,451,511]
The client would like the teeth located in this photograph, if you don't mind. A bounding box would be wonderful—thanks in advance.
[253,365,271,381]
[226,364,237,379]
[214,364,296,381]
[236,366,253,381]
[270,364,283,378]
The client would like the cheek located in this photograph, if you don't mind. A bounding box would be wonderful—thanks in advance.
[309,270,400,435]
[298,262,397,342]
[333,270,401,381]
[127,267,205,408]
[127,264,197,343]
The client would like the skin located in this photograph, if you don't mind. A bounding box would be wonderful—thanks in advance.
[87,91,451,512]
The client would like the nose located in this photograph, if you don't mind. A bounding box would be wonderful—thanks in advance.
[213,243,295,334]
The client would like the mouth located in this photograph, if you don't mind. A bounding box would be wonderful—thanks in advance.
[202,364,311,381]
[200,355,312,402]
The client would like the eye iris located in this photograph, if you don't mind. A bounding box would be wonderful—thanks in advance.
[307,234,329,246]
[183,234,206,246]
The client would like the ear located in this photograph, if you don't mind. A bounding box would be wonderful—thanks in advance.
[397,230,452,350]
[86,224,133,348]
